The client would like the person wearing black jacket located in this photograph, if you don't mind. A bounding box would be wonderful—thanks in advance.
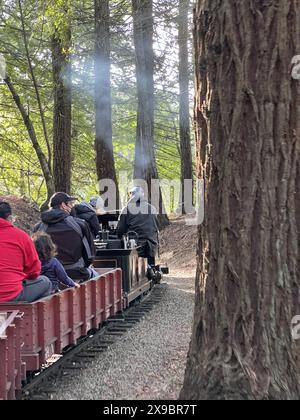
[117,187,159,266]
[34,192,96,281]
[75,201,101,238]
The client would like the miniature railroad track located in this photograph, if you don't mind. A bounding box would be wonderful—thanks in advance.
[21,284,167,400]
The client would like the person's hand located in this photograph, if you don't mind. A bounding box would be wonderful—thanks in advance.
[96,208,106,215]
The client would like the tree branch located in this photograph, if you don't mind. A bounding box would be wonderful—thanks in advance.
[18,0,52,169]
[4,76,54,196]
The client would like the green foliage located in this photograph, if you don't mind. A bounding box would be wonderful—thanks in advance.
[44,0,72,39]
[0,0,194,206]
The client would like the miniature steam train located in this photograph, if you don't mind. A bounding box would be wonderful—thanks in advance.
[0,212,168,400]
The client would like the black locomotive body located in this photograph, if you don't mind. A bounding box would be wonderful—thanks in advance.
[94,211,152,306]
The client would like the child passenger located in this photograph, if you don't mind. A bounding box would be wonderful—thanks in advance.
[32,232,79,293]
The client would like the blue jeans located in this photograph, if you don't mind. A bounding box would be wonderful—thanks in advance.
[87,267,99,278]
[13,276,52,303]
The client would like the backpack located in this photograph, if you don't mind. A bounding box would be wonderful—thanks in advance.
[37,216,93,267]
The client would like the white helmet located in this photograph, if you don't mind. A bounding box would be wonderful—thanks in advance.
[90,196,105,211]
[129,186,145,198]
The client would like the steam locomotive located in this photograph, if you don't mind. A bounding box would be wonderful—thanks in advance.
[95,211,168,305]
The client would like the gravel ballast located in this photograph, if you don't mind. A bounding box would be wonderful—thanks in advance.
[50,276,195,400]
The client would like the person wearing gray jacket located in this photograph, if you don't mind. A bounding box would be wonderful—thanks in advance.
[75,201,101,238]
[117,187,159,266]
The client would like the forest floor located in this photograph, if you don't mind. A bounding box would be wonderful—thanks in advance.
[1,196,197,399]
[159,215,197,280]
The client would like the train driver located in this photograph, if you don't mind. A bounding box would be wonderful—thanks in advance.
[116,186,159,267]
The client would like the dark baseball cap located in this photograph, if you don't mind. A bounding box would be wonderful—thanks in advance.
[49,192,77,208]
[0,201,12,219]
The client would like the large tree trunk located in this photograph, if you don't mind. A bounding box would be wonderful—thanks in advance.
[132,0,169,227]
[178,0,193,214]
[52,29,72,193]
[94,0,119,207]
[181,0,300,400]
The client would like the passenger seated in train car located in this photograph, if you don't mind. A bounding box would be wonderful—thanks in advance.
[32,232,80,293]
[90,196,107,216]
[74,197,103,238]
[116,186,159,267]
[33,192,97,282]
[0,201,52,303]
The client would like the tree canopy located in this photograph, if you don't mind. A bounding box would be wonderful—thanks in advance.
[0,0,194,210]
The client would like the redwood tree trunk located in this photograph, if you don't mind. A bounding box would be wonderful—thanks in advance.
[132,0,169,227]
[178,0,193,214]
[52,29,72,193]
[132,0,155,184]
[181,0,300,400]
[94,0,119,206]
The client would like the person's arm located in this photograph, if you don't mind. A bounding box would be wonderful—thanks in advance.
[116,209,128,238]
[90,214,101,237]
[23,235,41,280]
[80,219,96,262]
[53,259,78,288]
[154,214,159,234]
[32,222,40,233]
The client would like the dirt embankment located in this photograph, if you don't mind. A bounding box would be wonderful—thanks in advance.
[0,195,40,234]
[159,216,198,277]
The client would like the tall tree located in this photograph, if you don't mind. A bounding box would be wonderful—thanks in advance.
[18,0,52,170]
[132,0,168,226]
[178,0,193,214]
[52,26,72,193]
[4,77,55,201]
[3,0,55,204]
[94,0,119,206]
[181,0,300,400]
[132,0,155,185]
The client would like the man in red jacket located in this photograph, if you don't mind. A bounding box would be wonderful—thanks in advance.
[0,201,51,303]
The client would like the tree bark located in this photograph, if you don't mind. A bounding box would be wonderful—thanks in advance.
[181,0,300,400]
[132,0,169,227]
[52,28,72,193]
[94,0,119,206]
[178,0,193,214]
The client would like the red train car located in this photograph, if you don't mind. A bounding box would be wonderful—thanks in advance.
[0,268,122,400]
[0,310,25,400]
